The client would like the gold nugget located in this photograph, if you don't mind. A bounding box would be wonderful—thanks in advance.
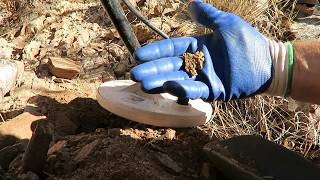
[182,51,205,76]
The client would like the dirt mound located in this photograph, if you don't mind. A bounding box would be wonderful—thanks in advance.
[6,126,213,179]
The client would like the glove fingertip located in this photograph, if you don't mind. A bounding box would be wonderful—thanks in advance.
[134,47,148,62]
[130,66,144,82]
[141,81,163,94]
[164,80,210,100]
[189,0,224,29]
[163,81,187,99]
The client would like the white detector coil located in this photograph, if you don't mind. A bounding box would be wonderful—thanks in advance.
[97,80,213,127]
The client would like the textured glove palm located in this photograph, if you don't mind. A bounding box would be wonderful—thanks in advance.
[131,0,272,101]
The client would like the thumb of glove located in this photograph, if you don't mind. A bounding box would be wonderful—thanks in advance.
[189,0,229,29]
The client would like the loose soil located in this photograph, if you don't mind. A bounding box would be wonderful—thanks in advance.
[2,89,218,179]
[182,51,205,77]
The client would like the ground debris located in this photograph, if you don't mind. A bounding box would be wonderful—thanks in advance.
[74,139,99,162]
[4,124,211,179]
[183,51,205,76]
[48,57,81,79]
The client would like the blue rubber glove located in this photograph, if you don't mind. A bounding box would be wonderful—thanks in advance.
[130,0,272,101]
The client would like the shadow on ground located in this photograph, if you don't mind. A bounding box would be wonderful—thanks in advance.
[1,94,232,179]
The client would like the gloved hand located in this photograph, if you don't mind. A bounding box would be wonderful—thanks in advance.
[131,0,273,101]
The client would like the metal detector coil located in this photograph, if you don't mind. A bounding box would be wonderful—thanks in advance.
[97,80,213,127]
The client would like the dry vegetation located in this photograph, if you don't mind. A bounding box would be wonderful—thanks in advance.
[204,0,320,158]
[205,0,297,40]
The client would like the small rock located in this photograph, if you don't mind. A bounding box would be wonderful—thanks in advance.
[155,153,183,174]
[114,62,127,77]
[74,139,100,162]
[164,129,176,140]
[48,57,81,79]
[47,140,67,155]
[0,112,46,140]
[19,171,39,180]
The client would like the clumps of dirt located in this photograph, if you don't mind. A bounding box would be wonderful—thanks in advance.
[5,127,213,180]
[182,51,205,76]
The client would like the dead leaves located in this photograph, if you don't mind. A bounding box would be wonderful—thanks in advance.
[141,0,181,17]
[7,22,33,55]
[0,38,13,59]
[0,0,199,82]
[24,41,41,61]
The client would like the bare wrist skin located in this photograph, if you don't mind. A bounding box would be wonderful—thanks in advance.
[291,40,320,104]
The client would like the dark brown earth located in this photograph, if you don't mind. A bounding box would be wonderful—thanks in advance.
[6,126,213,180]
[0,91,218,180]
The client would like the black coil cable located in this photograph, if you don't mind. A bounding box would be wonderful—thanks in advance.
[121,0,170,39]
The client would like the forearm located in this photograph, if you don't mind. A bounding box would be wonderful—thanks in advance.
[291,40,320,104]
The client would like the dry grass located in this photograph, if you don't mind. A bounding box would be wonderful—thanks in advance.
[203,0,320,158]
[207,97,320,158]
[205,0,266,24]
[205,0,297,40]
